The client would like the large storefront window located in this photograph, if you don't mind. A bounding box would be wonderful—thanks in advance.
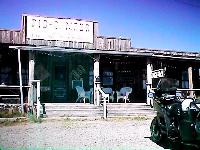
[34,51,93,103]
[100,55,146,103]
[102,70,113,86]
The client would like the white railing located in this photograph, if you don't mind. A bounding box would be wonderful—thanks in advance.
[29,80,41,118]
[0,85,30,113]
[97,87,109,119]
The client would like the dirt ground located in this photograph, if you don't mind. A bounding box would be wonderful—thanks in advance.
[0,117,166,149]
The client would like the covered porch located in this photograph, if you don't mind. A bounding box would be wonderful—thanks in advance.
[2,46,200,104]
[1,45,200,118]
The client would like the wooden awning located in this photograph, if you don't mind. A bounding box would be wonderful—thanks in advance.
[9,45,200,60]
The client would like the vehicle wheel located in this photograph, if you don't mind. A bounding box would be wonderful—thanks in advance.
[150,117,163,143]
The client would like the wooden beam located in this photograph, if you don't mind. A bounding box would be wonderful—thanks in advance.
[93,54,100,105]
[146,59,153,106]
[28,59,35,107]
[0,85,30,88]
[18,49,24,113]
[36,81,40,119]
[0,95,19,97]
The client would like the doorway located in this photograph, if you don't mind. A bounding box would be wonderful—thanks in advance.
[100,55,147,103]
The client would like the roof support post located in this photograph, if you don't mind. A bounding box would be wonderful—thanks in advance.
[18,49,24,113]
[146,59,153,106]
[94,54,100,106]
[28,59,35,107]
[36,81,41,119]
[188,66,194,97]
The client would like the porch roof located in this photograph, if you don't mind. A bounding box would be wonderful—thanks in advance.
[9,45,200,60]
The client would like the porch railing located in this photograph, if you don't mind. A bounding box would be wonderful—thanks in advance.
[97,87,109,119]
[29,80,41,119]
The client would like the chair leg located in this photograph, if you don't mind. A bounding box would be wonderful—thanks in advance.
[123,96,126,103]
[76,97,80,103]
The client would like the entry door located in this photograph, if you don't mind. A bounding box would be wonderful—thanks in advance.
[52,65,67,102]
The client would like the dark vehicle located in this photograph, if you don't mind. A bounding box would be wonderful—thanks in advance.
[150,78,200,148]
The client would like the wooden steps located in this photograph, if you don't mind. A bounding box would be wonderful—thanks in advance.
[44,103,102,118]
[43,103,156,118]
[106,103,156,117]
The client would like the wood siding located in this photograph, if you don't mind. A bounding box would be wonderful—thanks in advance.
[0,29,23,44]
[0,29,198,60]
[96,36,131,51]
[26,39,94,49]
[25,36,131,51]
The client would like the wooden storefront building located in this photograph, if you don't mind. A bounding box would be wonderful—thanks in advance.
[0,14,200,116]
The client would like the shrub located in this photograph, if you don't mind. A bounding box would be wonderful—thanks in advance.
[28,113,42,123]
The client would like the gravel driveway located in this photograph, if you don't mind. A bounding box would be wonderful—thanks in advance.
[0,117,165,149]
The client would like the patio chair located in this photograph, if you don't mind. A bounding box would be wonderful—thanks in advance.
[116,87,132,103]
[85,88,93,104]
[75,86,92,103]
[102,87,114,103]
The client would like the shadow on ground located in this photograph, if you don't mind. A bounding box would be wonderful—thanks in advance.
[146,136,199,150]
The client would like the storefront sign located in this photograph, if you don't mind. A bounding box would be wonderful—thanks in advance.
[23,15,94,43]
[152,69,165,78]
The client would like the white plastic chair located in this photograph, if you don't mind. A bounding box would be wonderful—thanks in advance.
[75,86,91,103]
[116,87,132,103]
[102,87,114,103]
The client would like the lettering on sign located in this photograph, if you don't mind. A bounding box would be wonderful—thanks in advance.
[152,69,165,78]
[23,15,94,43]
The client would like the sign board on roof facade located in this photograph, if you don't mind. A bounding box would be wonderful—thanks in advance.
[152,69,165,78]
[23,15,94,43]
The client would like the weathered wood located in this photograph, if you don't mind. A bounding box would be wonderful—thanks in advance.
[28,59,35,106]
[0,95,19,97]
[36,81,40,119]
[0,85,30,88]
[26,38,94,49]
[1,27,198,60]
[0,29,23,44]
[93,22,99,48]
[96,36,131,51]
[18,49,24,113]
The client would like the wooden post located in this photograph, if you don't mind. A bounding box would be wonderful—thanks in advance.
[188,66,194,97]
[28,60,35,107]
[93,22,99,49]
[146,59,153,105]
[94,55,100,105]
[36,81,40,119]
[103,97,107,119]
[18,49,24,113]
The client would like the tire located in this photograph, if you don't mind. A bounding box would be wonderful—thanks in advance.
[150,117,163,143]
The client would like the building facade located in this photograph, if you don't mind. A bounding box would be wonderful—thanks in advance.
[0,14,200,108]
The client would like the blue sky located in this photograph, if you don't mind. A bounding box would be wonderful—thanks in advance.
[0,0,200,52]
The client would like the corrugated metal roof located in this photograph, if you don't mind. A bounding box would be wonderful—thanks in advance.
[9,45,200,60]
